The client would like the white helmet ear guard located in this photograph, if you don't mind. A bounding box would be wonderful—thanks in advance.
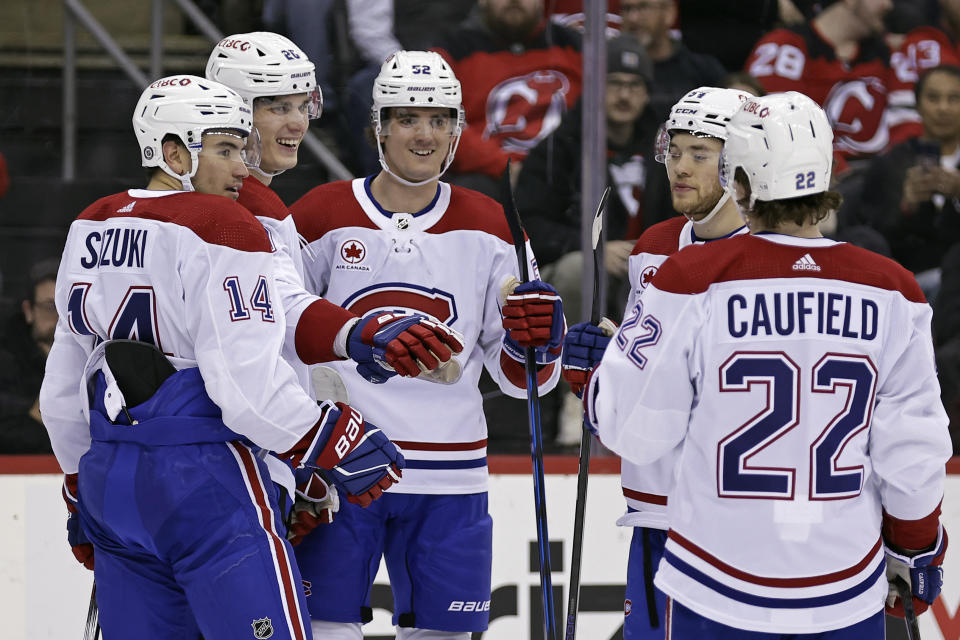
[654,86,753,163]
[206,31,322,119]
[371,50,465,186]
[133,75,252,190]
[722,91,834,208]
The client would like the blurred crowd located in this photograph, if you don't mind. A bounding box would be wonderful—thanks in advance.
[3,0,960,453]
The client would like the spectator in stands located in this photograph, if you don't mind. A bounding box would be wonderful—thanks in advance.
[744,0,895,170]
[433,0,583,197]
[516,37,667,445]
[343,0,474,175]
[858,64,960,299]
[618,0,725,117]
[0,258,57,454]
[677,0,804,71]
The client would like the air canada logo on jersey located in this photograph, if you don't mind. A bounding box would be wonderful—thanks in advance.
[251,617,273,638]
[639,265,658,289]
[484,70,571,153]
[338,239,370,272]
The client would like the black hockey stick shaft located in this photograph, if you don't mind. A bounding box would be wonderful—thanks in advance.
[501,161,558,640]
[895,577,922,640]
[564,187,610,640]
[83,580,100,640]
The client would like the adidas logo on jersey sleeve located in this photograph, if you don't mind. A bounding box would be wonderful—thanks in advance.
[792,253,821,272]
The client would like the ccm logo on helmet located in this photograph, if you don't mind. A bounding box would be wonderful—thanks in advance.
[150,77,191,88]
[743,101,770,117]
[675,108,697,114]
[218,38,251,51]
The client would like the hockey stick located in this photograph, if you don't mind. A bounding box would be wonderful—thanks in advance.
[83,580,100,640]
[564,186,610,640]
[501,160,558,640]
[894,577,922,640]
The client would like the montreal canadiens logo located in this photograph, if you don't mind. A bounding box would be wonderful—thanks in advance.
[340,239,366,264]
[624,598,632,616]
[639,265,658,289]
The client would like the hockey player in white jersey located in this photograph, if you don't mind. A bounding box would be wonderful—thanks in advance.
[289,50,565,639]
[206,32,465,540]
[562,86,750,639]
[586,91,951,638]
[38,76,413,639]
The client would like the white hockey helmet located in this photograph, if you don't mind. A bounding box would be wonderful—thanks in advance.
[654,86,753,162]
[372,50,465,186]
[205,32,322,118]
[133,75,253,191]
[721,91,834,208]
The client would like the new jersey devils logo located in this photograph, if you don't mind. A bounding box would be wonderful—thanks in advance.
[484,70,571,153]
[823,77,889,155]
[340,239,366,264]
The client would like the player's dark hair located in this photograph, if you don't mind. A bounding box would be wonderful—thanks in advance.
[914,64,960,104]
[734,168,841,228]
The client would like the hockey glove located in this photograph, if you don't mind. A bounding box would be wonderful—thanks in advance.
[561,318,617,398]
[63,473,94,571]
[347,311,464,384]
[282,401,404,507]
[884,525,948,617]
[502,280,565,365]
[286,471,339,546]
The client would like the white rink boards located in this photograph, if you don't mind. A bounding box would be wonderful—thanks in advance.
[3,459,960,639]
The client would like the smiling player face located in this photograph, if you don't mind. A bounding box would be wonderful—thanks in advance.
[379,107,457,184]
[252,93,312,174]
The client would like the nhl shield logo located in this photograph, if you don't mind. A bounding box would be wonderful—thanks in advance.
[251,617,274,639]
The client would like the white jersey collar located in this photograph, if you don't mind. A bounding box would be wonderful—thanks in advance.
[126,189,184,199]
[351,176,451,233]
[752,232,842,248]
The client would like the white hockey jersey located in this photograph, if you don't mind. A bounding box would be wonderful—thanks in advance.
[618,216,747,529]
[237,175,355,394]
[38,189,323,474]
[588,232,951,633]
[291,177,561,494]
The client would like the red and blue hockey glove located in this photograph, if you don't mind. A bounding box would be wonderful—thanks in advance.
[502,280,565,365]
[885,525,947,617]
[63,473,94,571]
[286,471,339,546]
[561,318,617,398]
[282,401,405,507]
[347,311,464,384]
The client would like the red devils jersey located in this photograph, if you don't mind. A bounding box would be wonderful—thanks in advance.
[746,24,892,159]
[887,26,960,145]
[434,22,582,178]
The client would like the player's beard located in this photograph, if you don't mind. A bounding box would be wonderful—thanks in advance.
[675,181,726,220]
